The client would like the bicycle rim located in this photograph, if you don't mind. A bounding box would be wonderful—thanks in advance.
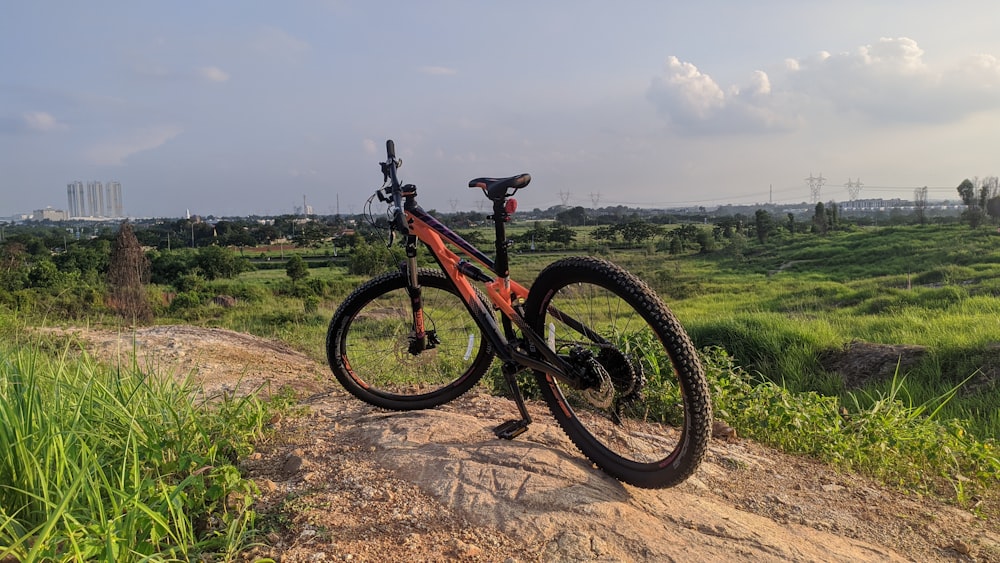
[526,257,711,488]
[327,270,492,409]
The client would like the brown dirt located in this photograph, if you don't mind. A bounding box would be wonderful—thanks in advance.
[46,325,1000,562]
[818,341,927,389]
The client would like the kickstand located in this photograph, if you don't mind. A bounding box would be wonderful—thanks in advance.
[493,362,532,440]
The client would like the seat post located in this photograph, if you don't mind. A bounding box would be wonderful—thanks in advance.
[491,198,510,278]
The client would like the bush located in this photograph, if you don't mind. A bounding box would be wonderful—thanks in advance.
[349,240,396,276]
[175,274,204,293]
[170,291,203,312]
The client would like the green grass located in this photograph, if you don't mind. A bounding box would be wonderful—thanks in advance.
[647,224,1000,442]
[0,321,282,561]
[702,347,999,510]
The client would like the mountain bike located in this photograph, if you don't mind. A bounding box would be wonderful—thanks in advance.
[326,140,712,488]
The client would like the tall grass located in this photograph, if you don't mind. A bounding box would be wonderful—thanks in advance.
[659,224,1000,441]
[0,331,272,561]
[702,347,999,511]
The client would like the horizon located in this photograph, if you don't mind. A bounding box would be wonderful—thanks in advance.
[3,195,970,225]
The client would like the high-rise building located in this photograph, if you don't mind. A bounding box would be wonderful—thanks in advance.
[87,181,104,217]
[66,180,124,217]
[105,181,123,217]
[67,181,85,217]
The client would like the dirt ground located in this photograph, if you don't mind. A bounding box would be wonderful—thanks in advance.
[48,325,1000,562]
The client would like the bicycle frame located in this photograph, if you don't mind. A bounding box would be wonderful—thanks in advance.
[399,193,578,385]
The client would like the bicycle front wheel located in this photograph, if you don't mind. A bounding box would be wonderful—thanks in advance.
[326,269,493,410]
[524,257,711,488]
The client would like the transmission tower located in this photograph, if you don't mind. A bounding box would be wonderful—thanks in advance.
[805,173,826,204]
[558,190,571,206]
[590,192,601,208]
[449,198,459,212]
[846,178,863,200]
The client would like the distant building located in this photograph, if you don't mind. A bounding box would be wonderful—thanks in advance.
[67,180,124,217]
[106,181,124,217]
[87,181,104,217]
[33,207,68,221]
[67,181,85,217]
[841,198,909,211]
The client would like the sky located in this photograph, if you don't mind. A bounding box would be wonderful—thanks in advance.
[3,1,1000,218]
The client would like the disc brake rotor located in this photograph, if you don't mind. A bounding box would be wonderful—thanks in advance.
[392,335,437,367]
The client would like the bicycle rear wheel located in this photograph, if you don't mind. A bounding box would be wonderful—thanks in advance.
[326,269,493,410]
[524,257,711,488]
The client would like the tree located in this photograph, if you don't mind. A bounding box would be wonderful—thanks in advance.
[695,230,716,254]
[285,255,310,282]
[957,178,977,211]
[349,239,394,276]
[753,209,775,244]
[149,248,197,285]
[987,196,1000,224]
[825,202,839,231]
[619,220,661,246]
[555,206,587,226]
[547,224,577,245]
[108,221,153,324]
[0,242,28,291]
[591,225,618,243]
[811,202,828,235]
[28,259,62,289]
[194,246,252,280]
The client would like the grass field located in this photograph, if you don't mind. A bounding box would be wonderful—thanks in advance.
[220,222,1000,442]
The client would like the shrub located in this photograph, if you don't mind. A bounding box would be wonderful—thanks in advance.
[349,240,396,276]
[170,291,203,312]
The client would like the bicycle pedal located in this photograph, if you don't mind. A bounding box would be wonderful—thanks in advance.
[493,419,530,440]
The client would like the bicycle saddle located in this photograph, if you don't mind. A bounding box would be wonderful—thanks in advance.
[469,174,531,200]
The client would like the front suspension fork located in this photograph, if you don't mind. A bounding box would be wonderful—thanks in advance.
[404,237,428,354]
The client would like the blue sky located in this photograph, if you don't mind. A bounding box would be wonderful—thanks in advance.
[3,1,1000,218]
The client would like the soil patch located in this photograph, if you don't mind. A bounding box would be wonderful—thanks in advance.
[819,341,927,389]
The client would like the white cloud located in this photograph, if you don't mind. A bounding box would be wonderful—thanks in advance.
[784,37,1000,124]
[647,56,793,135]
[649,37,1000,135]
[199,66,230,83]
[85,125,183,166]
[418,66,457,76]
[22,111,64,132]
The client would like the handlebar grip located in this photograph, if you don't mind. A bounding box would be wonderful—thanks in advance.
[386,140,396,161]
